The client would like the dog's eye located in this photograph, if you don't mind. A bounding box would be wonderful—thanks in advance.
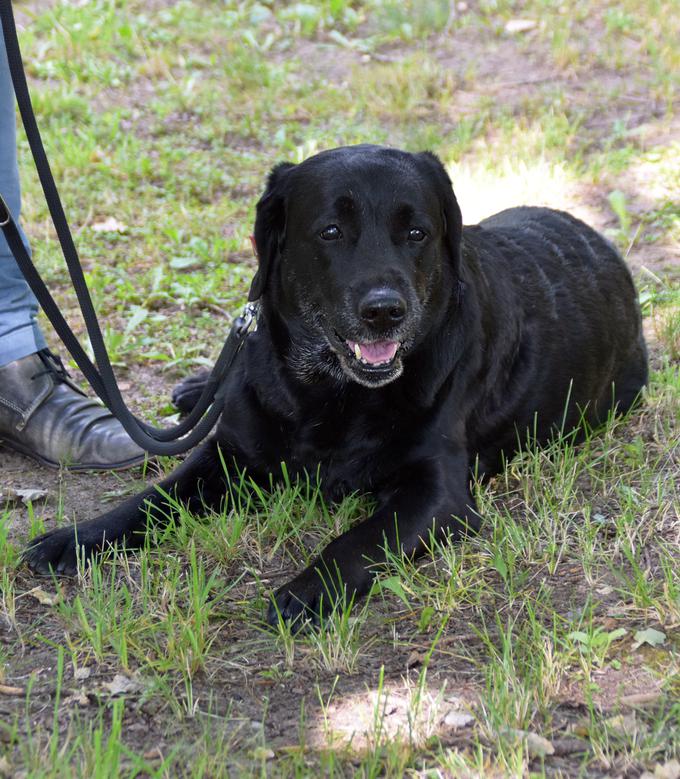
[319,225,342,241]
[408,227,426,242]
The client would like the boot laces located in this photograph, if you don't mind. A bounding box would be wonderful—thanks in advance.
[31,349,72,383]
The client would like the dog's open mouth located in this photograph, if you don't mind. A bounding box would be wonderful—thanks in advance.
[324,329,406,387]
[345,339,400,368]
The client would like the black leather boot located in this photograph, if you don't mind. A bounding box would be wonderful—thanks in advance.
[0,350,146,471]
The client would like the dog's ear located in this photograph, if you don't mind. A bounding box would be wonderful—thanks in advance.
[248,161,296,301]
[416,152,463,275]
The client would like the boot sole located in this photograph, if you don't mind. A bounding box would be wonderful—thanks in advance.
[0,438,148,472]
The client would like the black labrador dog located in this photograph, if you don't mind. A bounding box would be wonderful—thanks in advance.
[24,145,648,627]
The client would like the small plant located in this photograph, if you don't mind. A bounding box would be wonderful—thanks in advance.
[567,625,628,669]
[654,285,680,362]
[607,188,640,251]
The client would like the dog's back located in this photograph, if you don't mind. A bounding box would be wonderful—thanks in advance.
[462,207,647,471]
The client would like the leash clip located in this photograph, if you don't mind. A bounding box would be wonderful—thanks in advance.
[0,194,11,227]
[232,300,260,340]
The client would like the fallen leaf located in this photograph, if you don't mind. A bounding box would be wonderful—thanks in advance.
[143,747,164,761]
[607,603,637,615]
[169,255,202,271]
[442,710,474,729]
[571,722,590,738]
[620,691,662,707]
[504,19,537,33]
[524,731,555,758]
[92,217,127,233]
[0,728,14,745]
[656,759,680,779]
[604,713,638,736]
[27,587,60,606]
[73,667,92,681]
[504,728,555,757]
[251,747,275,760]
[633,628,666,650]
[103,674,142,696]
[406,650,426,668]
[641,760,680,779]
[276,745,308,756]
[64,691,90,707]
[0,684,23,696]
[1,487,48,505]
[0,755,12,778]
[551,737,589,756]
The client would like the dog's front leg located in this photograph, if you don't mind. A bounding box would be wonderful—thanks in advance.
[24,438,225,576]
[268,450,479,628]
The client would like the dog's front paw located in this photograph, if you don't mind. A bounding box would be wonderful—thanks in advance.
[268,568,331,630]
[23,521,110,576]
[267,561,360,630]
[171,370,211,415]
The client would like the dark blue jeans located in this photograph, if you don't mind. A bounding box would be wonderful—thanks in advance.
[0,18,46,366]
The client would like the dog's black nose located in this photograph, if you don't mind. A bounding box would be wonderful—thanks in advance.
[358,288,407,328]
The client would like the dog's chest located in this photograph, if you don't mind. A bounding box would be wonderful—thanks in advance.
[284,401,402,500]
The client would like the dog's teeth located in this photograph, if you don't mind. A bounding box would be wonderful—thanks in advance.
[354,343,362,361]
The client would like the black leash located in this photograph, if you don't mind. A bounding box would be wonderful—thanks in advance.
[0,0,260,455]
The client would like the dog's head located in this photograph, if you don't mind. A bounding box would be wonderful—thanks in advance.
[250,145,463,388]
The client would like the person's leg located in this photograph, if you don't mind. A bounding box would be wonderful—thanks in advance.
[0,17,46,367]
[0,20,145,470]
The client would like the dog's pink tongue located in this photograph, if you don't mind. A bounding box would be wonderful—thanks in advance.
[359,340,399,364]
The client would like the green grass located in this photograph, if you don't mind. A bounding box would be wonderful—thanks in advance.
[1,0,678,776]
